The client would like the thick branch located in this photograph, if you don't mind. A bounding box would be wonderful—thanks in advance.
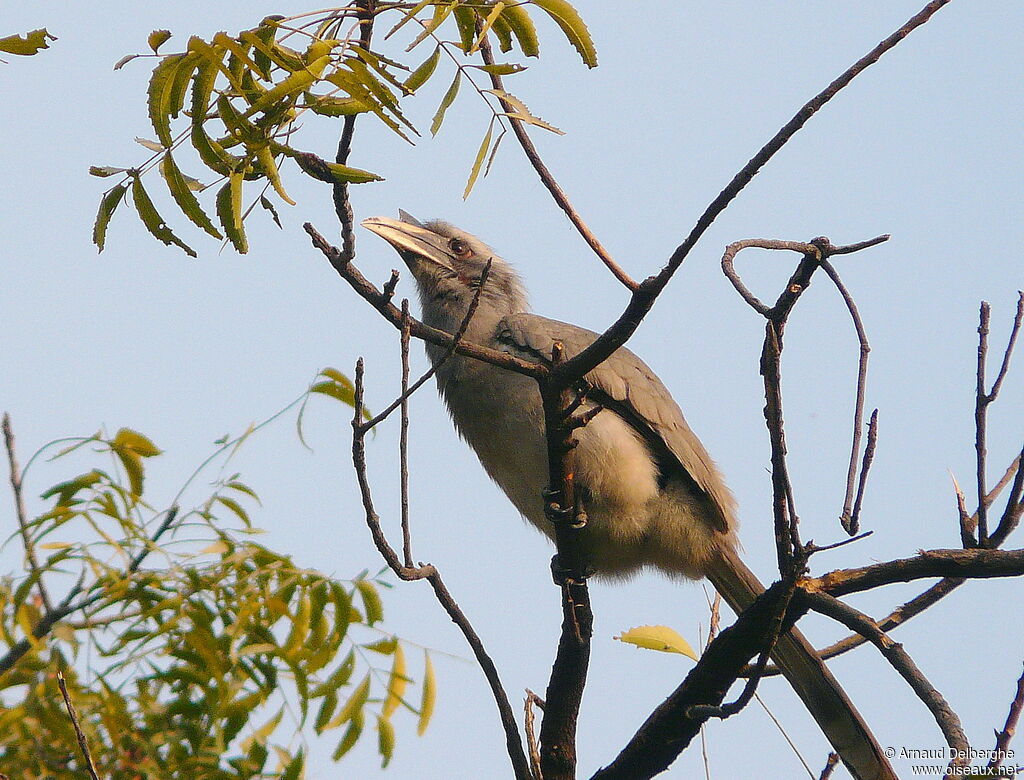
[807,548,1024,597]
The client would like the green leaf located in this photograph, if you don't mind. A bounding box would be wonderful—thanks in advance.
[326,674,370,731]
[403,47,440,93]
[191,57,238,176]
[430,70,461,137]
[131,175,197,257]
[355,580,383,626]
[93,184,128,252]
[148,29,172,54]
[244,55,330,117]
[378,716,396,767]
[161,153,223,238]
[384,0,433,40]
[259,195,282,228]
[40,469,105,504]
[471,63,527,76]
[332,710,363,760]
[417,652,436,735]
[148,54,186,147]
[287,150,382,185]
[406,2,457,53]
[167,52,201,119]
[0,29,55,56]
[215,495,250,526]
[500,5,539,57]
[531,0,597,67]
[452,6,477,53]
[216,172,247,253]
[490,11,514,53]
[255,146,295,206]
[463,121,494,199]
[304,93,371,117]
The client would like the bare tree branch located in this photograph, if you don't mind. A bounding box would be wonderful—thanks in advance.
[348,359,532,779]
[808,548,1024,597]
[554,0,950,388]
[2,413,52,613]
[805,592,969,772]
[989,662,1024,771]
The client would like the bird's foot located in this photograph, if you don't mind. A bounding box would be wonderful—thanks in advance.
[542,487,587,528]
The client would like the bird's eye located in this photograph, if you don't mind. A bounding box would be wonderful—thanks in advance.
[449,238,470,257]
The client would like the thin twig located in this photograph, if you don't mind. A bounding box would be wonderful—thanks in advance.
[818,258,874,534]
[976,301,992,543]
[477,35,636,291]
[989,662,1024,770]
[400,301,413,569]
[2,413,53,613]
[805,592,969,770]
[753,692,816,779]
[349,360,531,779]
[56,669,101,780]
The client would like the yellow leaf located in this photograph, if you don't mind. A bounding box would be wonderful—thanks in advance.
[417,652,435,736]
[614,625,698,660]
[200,540,229,555]
[381,642,406,720]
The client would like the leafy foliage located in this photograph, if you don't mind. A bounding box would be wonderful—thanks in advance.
[0,374,433,777]
[92,1,596,255]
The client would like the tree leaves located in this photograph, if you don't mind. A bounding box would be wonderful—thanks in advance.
[615,625,698,660]
[93,1,597,258]
[531,0,598,67]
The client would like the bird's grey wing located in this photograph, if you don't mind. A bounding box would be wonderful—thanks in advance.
[496,313,735,533]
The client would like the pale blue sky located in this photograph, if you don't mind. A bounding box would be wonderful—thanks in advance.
[3,2,1023,778]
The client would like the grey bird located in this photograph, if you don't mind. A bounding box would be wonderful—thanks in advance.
[363,212,895,780]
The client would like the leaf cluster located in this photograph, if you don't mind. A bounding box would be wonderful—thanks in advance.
[0,379,432,777]
[91,1,596,255]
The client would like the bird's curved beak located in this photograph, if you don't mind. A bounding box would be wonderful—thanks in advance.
[361,214,455,274]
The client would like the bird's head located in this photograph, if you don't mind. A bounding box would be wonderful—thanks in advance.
[362,211,527,328]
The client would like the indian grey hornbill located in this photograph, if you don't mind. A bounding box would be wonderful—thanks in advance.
[362,211,895,780]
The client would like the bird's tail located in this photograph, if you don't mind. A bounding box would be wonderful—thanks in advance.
[704,546,896,780]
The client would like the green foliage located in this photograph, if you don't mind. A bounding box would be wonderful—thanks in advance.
[0,29,56,56]
[0,374,433,777]
[92,1,596,254]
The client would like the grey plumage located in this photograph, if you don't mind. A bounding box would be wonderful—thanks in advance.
[362,212,895,779]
